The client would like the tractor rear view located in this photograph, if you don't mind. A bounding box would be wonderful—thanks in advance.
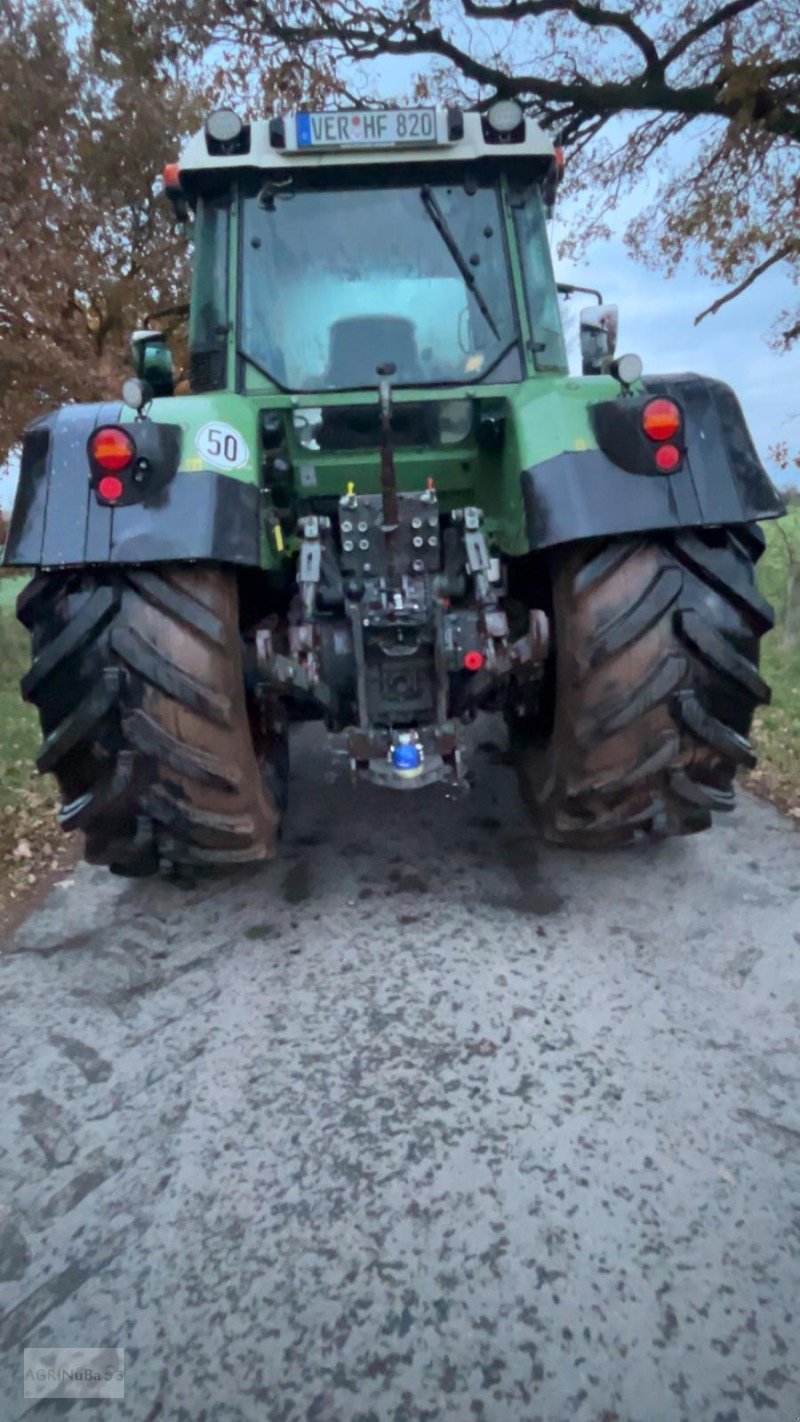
[4,101,784,874]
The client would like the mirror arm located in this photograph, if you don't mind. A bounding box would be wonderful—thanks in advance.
[557,282,603,305]
[142,302,190,329]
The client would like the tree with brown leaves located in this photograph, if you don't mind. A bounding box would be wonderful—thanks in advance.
[0,0,350,466]
[0,0,205,461]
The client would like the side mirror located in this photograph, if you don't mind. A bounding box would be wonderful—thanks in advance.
[130,330,175,398]
[579,304,619,375]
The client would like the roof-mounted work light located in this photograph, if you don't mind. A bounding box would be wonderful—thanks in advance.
[482,99,525,145]
[486,99,523,133]
[205,109,249,155]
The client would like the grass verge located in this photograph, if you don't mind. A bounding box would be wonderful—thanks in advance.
[0,574,72,923]
[744,506,800,819]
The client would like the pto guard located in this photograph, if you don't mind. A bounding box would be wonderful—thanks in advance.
[3,395,268,570]
[521,374,784,551]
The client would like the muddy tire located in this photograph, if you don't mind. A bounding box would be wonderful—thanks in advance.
[512,527,774,846]
[18,566,281,875]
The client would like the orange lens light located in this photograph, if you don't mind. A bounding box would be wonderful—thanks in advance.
[90,427,135,473]
[654,444,682,472]
[97,474,124,502]
[163,162,182,191]
[642,398,681,442]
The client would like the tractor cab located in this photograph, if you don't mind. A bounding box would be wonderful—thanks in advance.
[172,103,567,403]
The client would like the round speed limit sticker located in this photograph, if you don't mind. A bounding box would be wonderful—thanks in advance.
[195,422,250,471]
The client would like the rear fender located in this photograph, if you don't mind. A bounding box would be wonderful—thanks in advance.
[521,374,785,550]
[3,395,271,570]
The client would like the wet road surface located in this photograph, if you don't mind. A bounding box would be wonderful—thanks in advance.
[1,722,799,1421]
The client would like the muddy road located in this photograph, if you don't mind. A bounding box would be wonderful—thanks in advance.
[1,722,799,1421]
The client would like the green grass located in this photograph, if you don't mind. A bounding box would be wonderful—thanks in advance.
[0,571,25,614]
[748,507,800,805]
[0,599,39,816]
[0,580,61,895]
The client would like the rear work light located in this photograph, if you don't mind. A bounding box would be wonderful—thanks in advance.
[486,99,523,134]
[641,398,681,442]
[90,427,135,473]
[482,98,525,144]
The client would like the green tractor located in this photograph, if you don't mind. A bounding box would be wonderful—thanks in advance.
[4,101,785,874]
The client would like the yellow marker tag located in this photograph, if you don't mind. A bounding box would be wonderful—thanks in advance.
[182,456,203,471]
[346,481,355,495]
[574,438,588,451]
[274,525,285,553]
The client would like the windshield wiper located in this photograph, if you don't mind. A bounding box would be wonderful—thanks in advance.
[419,185,502,342]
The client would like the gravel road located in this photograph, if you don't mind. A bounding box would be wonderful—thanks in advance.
[1,722,799,1422]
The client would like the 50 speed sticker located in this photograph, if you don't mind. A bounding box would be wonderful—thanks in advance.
[195,422,250,471]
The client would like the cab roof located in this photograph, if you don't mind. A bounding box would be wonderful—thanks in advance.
[178,108,555,181]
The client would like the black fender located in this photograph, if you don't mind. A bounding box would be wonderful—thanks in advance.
[522,374,785,550]
[3,403,261,568]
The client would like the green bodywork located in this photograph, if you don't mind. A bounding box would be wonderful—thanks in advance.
[131,171,618,570]
[6,129,781,582]
[133,372,618,565]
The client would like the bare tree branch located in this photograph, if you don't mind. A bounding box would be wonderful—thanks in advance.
[660,0,761,69]
[249,2,800,141]
[694,243,797,324]
[459,0,663,75]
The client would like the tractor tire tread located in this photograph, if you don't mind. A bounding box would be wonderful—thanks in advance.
[588,566,682,666]
[19,567,279,875]
[110,624,233,726]
[514,528,772,846]
[125,570,228,648]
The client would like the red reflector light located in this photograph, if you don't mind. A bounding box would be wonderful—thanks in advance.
[642,398,681,442]
[463,650,485,672]
[654,443,682,472]
[90,427,135,473]
[97,474,124,503]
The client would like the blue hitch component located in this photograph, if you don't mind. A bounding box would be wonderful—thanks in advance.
[391,739,423,777]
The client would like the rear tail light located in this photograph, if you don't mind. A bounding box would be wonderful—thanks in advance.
[654,444,682,472]
[90,427,135,473]
[96,474,125,503]
[642,399,681,442]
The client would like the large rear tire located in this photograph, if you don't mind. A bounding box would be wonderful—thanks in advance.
[512,527,774,847]
[18,566,281,875]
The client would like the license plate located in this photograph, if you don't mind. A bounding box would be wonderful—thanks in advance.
[294,109,438,150]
